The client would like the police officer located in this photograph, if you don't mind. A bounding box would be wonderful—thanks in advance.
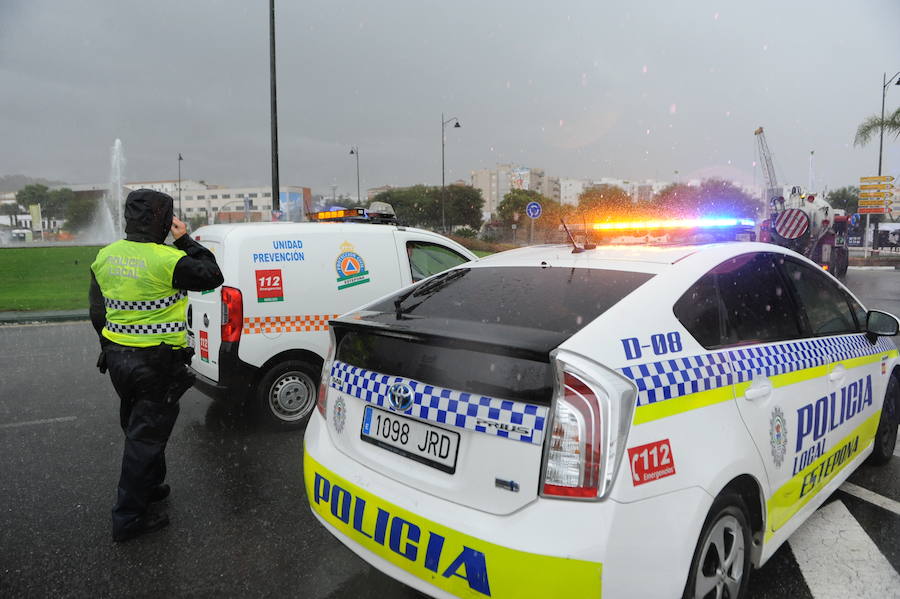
[89,189,223,542]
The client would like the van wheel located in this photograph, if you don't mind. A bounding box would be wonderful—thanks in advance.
[867,374,898,465]
[255,360,319,430]
[682,494,751,599]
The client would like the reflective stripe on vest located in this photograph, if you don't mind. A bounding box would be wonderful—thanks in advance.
[104,290,186,311]
[104,321,186,335]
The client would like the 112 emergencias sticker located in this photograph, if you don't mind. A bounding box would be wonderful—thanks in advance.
[256,269,284,302]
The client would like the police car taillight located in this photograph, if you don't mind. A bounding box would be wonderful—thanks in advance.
[221,286,243,343]
[317,330,337,418]
[541,355,638,501]
[542,372,603,498]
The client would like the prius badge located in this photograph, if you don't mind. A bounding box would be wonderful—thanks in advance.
[388,383,414,412]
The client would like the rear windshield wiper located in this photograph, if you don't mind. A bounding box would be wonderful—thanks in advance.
[393,268,468,319]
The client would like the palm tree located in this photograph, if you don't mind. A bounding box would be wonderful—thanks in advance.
[854,106,900,146]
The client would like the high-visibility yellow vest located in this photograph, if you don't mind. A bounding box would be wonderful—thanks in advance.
[91,239,188,348]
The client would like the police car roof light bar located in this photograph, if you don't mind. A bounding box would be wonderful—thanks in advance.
[591,217,755,231]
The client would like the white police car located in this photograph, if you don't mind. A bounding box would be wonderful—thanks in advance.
[304,235,899,598]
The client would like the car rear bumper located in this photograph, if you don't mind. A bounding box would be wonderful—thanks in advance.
[303,412,709,599]
[190,341,256,402]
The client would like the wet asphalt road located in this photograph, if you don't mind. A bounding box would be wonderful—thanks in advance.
[0,269,898,599]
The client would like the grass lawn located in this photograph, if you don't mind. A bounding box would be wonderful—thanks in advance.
[473,249,494,258]
[0,246,102,311]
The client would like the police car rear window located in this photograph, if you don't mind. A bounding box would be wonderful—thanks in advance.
[372,266,654,336]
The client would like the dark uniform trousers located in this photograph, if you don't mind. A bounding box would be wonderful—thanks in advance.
[105,345,193,535]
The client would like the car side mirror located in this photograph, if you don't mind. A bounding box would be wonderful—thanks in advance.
[866,310,900,340]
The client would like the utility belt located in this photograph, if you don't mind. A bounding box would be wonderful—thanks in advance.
[100,341,194,361]
[97,343,196,404]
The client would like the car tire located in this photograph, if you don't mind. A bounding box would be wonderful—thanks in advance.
[255,360,320,430]
[867,374,899,466]
[682,493,752,599]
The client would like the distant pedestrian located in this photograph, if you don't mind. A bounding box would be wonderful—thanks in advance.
[89,189,223,542]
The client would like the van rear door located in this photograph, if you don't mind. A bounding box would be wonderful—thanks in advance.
[186,237,223,382]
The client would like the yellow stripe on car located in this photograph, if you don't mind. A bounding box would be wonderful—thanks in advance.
[632,351,897,425]
[765,409,881,539]
[304,450,603,598]
[633,384,734,424]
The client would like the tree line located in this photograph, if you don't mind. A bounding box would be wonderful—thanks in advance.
[369,184,484,232]
[2,184,98,232]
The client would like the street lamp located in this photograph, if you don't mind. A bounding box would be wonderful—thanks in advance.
[269,0,280,214]
[867,71,900,256]
[349,146,360,205]
[441,113,461,233]
[877,71,900,177]
[177,153,183,219]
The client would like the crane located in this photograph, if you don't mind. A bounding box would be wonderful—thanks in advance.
[754,126,780,206]
[753,126,850,278]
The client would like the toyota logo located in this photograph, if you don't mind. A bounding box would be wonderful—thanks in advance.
[388,383,413,412]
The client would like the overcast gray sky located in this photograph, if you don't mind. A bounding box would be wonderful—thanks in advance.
[2,0,899,197]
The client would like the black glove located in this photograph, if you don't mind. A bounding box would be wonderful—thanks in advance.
[177,347,195,365]
[96,351,107,374]
[164,365,196,405]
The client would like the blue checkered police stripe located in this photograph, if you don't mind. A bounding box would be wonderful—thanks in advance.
[329,361,548,445]
[105,321,186,335]
[104,291,186,311]
[620,334,894,408]
[620,351,732,406]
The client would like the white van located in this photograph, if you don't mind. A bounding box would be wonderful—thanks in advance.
[186,217,476,428]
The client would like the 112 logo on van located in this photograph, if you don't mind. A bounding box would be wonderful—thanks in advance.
[256,269,284,302]
[199,330,209,363]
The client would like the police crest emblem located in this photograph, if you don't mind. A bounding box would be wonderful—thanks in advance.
[769,407,788,468]
[333,396,347,434]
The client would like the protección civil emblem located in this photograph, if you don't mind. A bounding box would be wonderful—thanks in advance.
[769,407,788,468]
[335,241,370,290]
[333,396,346,434]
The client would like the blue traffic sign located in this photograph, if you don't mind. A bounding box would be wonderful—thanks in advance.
[525,201,542,219]
[850,213,860,226]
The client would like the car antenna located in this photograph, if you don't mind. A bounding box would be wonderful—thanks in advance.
[581,212,596,249]
[560,218,584,253]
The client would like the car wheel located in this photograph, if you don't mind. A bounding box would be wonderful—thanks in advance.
[255,360,319,430]
[682,494,751,599]
[867,374,898,466]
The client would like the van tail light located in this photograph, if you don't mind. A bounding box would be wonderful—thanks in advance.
[221,286,243,343]
[541,355,638,501]
[317,330,337,418]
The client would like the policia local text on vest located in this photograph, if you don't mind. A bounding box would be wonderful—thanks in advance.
[89,189,223,542]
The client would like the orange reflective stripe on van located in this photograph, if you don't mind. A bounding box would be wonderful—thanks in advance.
[242,314,340,335]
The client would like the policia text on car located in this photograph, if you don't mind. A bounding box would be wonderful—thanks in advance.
[89,189,223,542]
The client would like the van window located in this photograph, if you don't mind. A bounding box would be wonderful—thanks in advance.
[406,241,471,282]
[780,258,858,335]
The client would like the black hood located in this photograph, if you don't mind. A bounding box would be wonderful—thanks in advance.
[124,189,174,243]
